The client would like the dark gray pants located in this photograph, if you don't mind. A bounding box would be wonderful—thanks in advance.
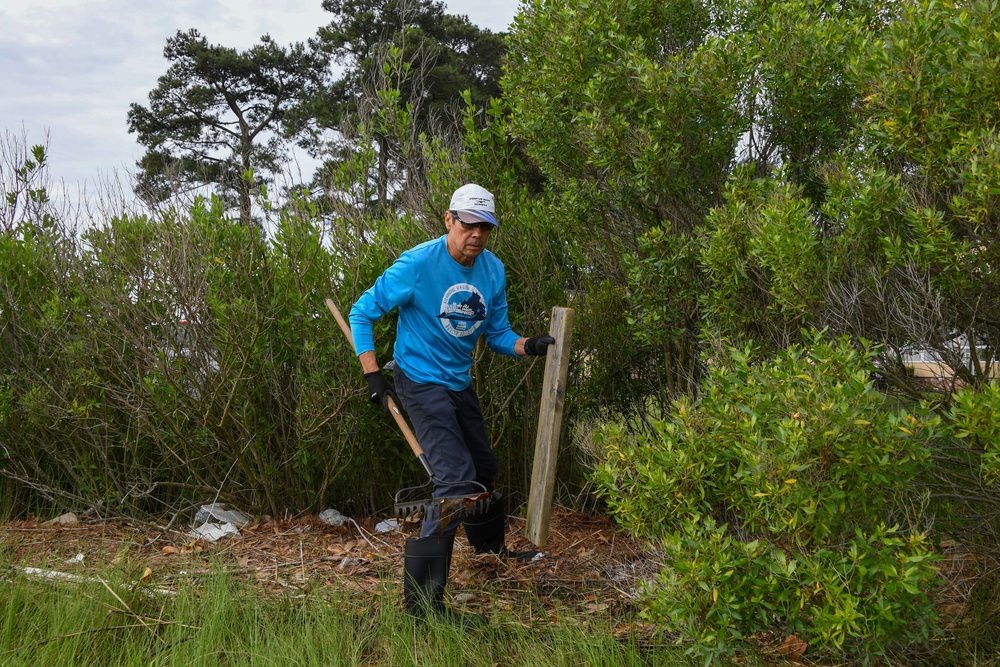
[393,366,498,538]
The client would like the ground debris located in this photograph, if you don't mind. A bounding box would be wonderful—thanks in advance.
[1,510,652,618]
[43,512,79,526]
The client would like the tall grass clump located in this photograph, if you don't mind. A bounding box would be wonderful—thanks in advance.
[0,565,381,666]
[0,560,697,667]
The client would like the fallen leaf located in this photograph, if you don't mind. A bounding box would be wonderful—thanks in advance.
[141,567,152,582]
[161,546,179,555]
[780,635,807,662]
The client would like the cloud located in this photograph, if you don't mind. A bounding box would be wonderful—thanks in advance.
[0,0,518,194]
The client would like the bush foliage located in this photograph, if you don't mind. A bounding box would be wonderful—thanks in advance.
[593,334,943,661]
[0,135,563,517]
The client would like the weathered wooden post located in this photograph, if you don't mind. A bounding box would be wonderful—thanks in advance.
[525,306,575,548]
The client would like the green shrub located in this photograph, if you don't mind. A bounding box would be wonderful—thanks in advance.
[0,102,571,518]
[950,380,1000,485]
[592,332,943,662]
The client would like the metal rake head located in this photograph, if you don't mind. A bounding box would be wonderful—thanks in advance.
[393,479,492,523]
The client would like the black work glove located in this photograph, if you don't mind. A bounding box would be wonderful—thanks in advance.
[364,371,397,413]
[524,334,556,356]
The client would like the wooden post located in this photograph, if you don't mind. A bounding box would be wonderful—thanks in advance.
[525,306,575,548]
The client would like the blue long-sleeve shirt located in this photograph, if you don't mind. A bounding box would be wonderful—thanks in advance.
[349,235,521,391]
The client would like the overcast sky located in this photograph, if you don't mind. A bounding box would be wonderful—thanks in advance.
[0,0,520,200]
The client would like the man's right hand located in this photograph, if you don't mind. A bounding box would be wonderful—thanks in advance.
[364,371,397,413]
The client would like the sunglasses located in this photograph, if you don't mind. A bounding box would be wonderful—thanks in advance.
[450,211,494,232]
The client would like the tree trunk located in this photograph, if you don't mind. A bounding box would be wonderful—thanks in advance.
[238,139,253,227]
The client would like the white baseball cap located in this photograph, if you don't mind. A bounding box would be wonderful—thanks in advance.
[449,183,498,227]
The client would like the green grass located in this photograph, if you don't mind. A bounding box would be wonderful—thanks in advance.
[0,561,695,667]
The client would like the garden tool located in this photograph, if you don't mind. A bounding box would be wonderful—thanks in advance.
[325,298,492,523]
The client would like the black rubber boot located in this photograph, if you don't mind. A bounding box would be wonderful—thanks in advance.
[403,534,487,628]
[464,494,543,561]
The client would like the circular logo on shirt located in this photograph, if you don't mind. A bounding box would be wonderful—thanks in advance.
[437,283,487,337]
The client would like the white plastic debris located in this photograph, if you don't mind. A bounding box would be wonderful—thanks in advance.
[374,519,400,534]
[22,567,175,597]
[44,512,79,526]
[23,567,86,582]
[318,509,347,526]
[187,522,241,542]
[64,552,85,565]
[193,503,251,528]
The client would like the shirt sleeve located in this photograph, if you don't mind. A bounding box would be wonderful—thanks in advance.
[483,272,522,357]
[348,254,416,356]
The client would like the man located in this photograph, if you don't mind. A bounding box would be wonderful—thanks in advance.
[349,183,554,623]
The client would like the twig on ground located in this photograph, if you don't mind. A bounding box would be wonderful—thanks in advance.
[97,576,148,629]
[347,517,381,551]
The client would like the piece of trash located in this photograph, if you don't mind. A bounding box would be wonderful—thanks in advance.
[193,503,251,528]
[22,567,176,597]
[374,519,400,534]
[64,552,85,565]
[44,513,79,526]
[23,567,88,582]
[187,522,241,542]
[318,509,347,526]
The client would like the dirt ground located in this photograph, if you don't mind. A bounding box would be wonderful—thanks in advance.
[1,508,660,630]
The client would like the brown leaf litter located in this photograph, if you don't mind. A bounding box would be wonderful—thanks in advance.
[1,510,659,631]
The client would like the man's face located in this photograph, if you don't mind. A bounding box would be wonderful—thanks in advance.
[445,210,494,266]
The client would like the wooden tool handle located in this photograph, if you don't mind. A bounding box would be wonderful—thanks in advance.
[325,298,428,462]
[327,297,353,342]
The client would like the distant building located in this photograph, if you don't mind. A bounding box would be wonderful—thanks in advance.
[901,337,999,390]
